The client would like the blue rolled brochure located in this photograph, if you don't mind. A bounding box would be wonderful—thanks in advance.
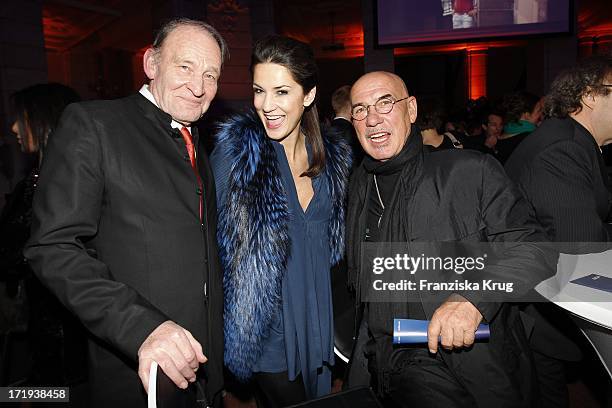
[393,318,490,345]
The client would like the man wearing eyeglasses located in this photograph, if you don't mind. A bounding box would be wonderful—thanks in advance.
[505,56,612,408]
[506,56,612,244]
[344,71,554,407]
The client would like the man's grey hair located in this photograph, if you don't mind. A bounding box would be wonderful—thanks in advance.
[152,18,229,69]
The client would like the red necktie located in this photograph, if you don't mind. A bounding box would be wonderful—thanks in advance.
[180,127,203,221]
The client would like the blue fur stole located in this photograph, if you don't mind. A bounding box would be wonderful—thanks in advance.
[215,111,351,381]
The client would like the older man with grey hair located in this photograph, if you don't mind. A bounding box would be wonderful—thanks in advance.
[26,18,228,407]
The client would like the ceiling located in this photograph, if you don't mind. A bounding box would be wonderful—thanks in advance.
[41,0,363,55]
[43,0,154,53]
[274,0,363,57]
[41,0,612,55]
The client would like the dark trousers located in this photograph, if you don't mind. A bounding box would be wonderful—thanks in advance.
[368,348,476,408]
[253,371,307,408]
[533,350,568,408]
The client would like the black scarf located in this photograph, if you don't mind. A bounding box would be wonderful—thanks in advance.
[362,125,425,244]
[359,126,428,381]
[346,124,428,302]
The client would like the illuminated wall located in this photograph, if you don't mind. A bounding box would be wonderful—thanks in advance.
[467,48,488,100]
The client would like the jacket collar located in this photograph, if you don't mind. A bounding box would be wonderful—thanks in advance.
[570,117,610,190]
[138,85,193,132]
[130,92,200,143]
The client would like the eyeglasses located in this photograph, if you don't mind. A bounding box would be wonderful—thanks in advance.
[351,96,409,121]
[603,84,612,87]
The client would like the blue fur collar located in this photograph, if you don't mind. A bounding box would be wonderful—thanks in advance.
[215,111,351,381]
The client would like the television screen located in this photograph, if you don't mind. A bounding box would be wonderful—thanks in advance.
[376,0,571,46]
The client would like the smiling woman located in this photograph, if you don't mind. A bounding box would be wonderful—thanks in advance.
[252,63,314,144]
[210,35,352,408]
[250,35,325,178]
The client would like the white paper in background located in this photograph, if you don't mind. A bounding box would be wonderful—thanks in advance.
[536,252,579,299]
[536,250,612,329]
[147,361,158,408]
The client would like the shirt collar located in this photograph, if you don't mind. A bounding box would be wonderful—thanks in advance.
[139,84,191,133]
[334,116,351,122]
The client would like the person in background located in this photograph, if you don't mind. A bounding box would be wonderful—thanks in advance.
[328,85,361,386]
[329,85,364,169]
[25,19,227,407]
[451,0,478,29]
[0,83,86,386]
[211,35,351,407]
[416,98,463,151]
[463,111,504,157]
[496,91,543,164]
[482,112,503,154]
[505,56,612,408]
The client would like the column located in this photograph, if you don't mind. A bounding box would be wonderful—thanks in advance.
[361,0,394,73]
[467,47,487,99]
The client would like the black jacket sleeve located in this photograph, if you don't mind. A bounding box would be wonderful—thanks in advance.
[460,154,556,322]
[523,140,611,242]
[24,103,168,360]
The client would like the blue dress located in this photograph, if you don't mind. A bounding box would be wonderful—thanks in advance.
[211,139,335,398]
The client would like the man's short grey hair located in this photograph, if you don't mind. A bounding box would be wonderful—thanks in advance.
[152,18,229,69]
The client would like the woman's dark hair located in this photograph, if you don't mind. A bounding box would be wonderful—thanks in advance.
[544,55,612,119]
[10,83,80,155]
[251,35,324,178]
[500,90,540,124]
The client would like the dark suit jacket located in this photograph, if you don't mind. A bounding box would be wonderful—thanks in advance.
[25,94,224,407]
[505,117,612,360]
[505,117,612,243]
